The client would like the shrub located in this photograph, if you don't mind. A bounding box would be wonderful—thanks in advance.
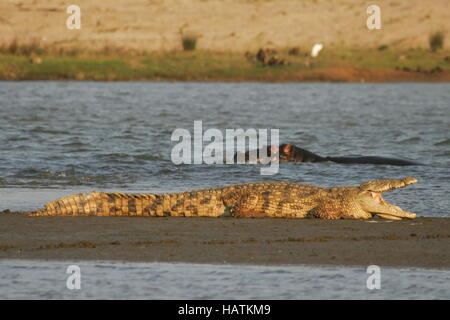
[182,36,197,51]
[429,32,444,52]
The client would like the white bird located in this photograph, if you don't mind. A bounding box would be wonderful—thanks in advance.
[311,43,324,57]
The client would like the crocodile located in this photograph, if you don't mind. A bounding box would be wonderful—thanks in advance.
[234,144,424,166]
[28,177,417,220]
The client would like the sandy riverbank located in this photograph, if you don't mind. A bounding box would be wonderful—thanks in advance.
[1,0,449,82]
[1,213,449,269]
[1,0,449,51]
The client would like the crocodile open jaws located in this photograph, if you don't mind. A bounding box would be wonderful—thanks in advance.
[28,177,418,220]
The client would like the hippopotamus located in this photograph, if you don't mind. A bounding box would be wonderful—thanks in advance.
[233,143,424,166]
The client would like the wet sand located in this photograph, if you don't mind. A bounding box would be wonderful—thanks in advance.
[0,213,449,269]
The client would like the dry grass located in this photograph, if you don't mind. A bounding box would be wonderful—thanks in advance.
[0,38,151,57]
[0,38,46,55]
[1,0,449,53]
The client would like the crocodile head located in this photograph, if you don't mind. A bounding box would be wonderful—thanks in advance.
[355,177,417,220]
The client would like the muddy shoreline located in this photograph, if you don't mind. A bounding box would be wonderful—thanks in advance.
[0,213,449,269]
[2,66,450,82]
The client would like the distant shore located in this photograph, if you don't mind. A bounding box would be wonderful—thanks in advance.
[2,0,449,82]
[1,49,450,82]
[1,213,449,269]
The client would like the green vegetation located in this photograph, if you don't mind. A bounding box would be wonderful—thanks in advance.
[182,36,197,51]
[313,47,450,70]
[429,32,445,52]
[0,46,449,81]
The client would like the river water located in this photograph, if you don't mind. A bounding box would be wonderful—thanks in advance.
[0,82,449,216]
[0,82,449,299]
[0,260,449,299]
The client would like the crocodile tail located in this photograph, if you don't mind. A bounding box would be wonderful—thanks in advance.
[26,191,206,217]
[28,192,106,216]
[27,192,166,217]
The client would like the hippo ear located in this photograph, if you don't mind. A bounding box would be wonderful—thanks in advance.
[281,144,293,154]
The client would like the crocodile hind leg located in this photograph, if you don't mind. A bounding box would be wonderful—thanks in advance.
[309,202,372,220]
